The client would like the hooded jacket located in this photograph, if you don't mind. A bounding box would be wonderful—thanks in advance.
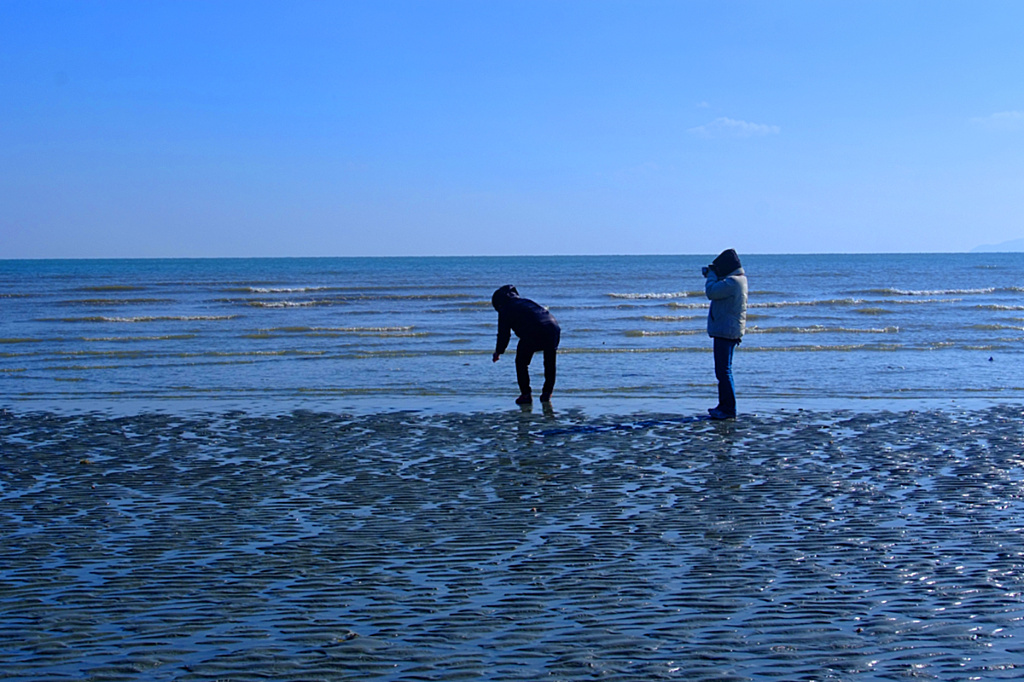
[705,250,747,340]
[492,285,560,355]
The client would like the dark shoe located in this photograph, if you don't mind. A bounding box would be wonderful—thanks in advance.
[515,394,533,405]
[708,407,735,420]
[540,392,552,403]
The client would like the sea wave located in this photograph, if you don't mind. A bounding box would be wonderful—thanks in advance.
[641,314,703,321]
[608,291,701,300]
[53,350,151,358]
[750,297,962,309]
[311,325,416,333]
[750,298,867,308]
[57,298,173,306]
[970,324,1024,331]
[222,285,339,294]
[244,293,474,307]
[246,286,332,294]
[247,325,421,335]
[565,340,987,353]
[561,347,705,354]
[246,300,325,308]
[205,350,328,358]
[309,330,429,338]
[74,285,146,292]
[562,343,925,353]
[430,300,493,309]
[362,293,474,301]
[862,287,996,296]
[56,315,239,323]
[745,343,905,352]
[82,335,199,342]
[624,330,703,337]
[888,298,963,305]
[747,325,900,334]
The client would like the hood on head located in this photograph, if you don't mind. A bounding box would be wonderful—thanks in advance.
[492,284,519,311]
[711,249,742,277]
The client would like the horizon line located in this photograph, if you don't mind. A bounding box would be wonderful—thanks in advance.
[2,249,1022,262]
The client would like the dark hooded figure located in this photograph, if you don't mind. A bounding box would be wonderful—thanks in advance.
[703,249,747,419]
[491,285,561,405]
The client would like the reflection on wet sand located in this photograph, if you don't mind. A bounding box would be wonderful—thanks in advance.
[2,406,1023,680]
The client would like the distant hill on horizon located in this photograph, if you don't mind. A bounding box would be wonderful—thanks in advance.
[972,237,1024,252]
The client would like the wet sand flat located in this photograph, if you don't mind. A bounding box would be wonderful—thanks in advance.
[2,405,1023,680]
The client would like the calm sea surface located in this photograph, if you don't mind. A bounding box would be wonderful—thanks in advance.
[1,254,1022,413]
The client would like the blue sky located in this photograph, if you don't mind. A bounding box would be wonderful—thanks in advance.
[3,0,1023,258]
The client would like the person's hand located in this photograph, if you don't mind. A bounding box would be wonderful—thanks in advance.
[492,353,500,362]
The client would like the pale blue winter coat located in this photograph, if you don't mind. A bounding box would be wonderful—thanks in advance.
[705,267,747,340]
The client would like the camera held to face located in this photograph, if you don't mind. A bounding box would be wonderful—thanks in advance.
[702,265,712,277]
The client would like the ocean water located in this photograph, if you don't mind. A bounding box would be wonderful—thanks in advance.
[1,253,1022,413]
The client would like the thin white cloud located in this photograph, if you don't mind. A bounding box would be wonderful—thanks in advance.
[970,111,1024,131]
[688,117,780,138]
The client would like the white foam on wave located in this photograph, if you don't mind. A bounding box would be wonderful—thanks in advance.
[642,314,703,321]
[624,329,703,337]
[62,315,238,323]
[264,325,417,333]
[246,301,322,308]
[750,298,867,308]
[752,297,962,309]
[248,286,331,294]
[608,291,700,300]
[870,287,996,296]
[747,325,900,334]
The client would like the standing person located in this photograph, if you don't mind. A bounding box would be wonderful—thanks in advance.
[491,285,561,405]
[703,249,748,419]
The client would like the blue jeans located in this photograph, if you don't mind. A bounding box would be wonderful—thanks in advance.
[713,337,740,415]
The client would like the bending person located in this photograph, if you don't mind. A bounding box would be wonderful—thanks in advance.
[491,285,561,405]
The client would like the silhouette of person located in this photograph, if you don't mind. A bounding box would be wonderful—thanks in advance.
[703,249,747,419]
[491,285,561,405]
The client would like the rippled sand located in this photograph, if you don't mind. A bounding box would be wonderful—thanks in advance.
[2,405,1023,680]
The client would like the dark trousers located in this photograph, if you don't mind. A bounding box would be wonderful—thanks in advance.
[516,330,560,397]
[713,336,740,415]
